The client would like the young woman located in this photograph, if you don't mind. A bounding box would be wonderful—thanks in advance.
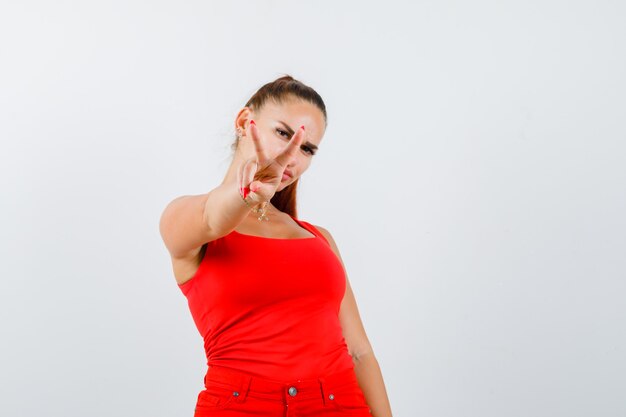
[159,75,393,417]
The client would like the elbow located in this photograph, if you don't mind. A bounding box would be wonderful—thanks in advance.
[351,347,374,363]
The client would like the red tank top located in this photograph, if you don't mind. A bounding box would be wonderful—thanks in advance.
[177,215,354,382]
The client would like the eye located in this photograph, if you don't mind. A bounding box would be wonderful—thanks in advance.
[277,128,316,156]
[276,128,290,138]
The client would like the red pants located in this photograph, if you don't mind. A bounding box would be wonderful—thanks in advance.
[191,365,372,416]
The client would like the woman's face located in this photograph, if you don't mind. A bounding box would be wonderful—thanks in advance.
[236,98,326,191]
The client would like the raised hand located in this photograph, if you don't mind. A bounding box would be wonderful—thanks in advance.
[238,119,305,207]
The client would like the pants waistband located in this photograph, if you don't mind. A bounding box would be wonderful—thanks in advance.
[203,365,359,404]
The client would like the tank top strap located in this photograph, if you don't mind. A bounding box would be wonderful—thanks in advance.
[289,215,331,246]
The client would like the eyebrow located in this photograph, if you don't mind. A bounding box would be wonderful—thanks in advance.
[278,120,319,151]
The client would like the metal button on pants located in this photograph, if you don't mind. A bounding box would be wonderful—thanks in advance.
[192,365,372,416]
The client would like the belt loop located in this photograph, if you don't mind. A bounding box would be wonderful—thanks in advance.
[235,373,252,403]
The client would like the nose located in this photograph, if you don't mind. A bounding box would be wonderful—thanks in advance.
[286,154,299,170]
[275,143,298,168]
[280,145,297,165]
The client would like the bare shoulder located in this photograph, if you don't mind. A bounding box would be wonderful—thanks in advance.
[313,224,342,256]
[312,224,331,240]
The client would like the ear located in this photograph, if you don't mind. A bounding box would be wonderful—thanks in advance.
[234,107,254,132]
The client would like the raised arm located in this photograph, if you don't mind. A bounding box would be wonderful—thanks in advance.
[159,185,248,259]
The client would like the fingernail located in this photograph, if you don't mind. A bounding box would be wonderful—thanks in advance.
[250,120,256,125]
[300,125,305,131]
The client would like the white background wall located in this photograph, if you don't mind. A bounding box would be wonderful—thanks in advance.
[1,1,624,416]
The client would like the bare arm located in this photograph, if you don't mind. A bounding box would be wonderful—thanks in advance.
[315,225,394,417]
[158,181,252,259]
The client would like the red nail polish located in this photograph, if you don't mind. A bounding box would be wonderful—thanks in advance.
[250,120,256,125]
[242,187,250,199]
[300,125,305,130]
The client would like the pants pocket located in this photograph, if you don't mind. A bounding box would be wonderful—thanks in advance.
[327,382,372,413]
[194,383,241,415]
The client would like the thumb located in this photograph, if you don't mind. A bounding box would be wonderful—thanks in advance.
[246,180,265,203]
[249,181,262,194]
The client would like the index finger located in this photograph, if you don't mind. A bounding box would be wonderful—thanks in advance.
[248,120,269,162]
[274,126,305,167]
